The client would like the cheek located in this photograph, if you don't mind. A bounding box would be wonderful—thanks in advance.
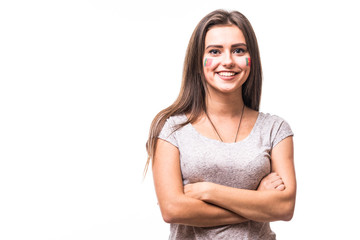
[204,58,212,67]
[235,57,251,68]
[246,57,251,67]
[203,58,220,70]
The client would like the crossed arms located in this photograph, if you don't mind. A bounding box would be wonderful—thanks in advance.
[152,136,296,227]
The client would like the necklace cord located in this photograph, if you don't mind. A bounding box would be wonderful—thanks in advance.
[205,104,245,143]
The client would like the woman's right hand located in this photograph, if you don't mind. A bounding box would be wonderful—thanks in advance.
[257,172,285,191]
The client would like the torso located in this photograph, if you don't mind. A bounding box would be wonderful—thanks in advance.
[158,111,293,240]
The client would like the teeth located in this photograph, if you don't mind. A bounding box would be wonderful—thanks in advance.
[218,72,235,77]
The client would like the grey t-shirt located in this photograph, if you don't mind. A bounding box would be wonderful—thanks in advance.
[158,112,294,240]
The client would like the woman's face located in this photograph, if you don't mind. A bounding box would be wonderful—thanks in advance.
[203,25,251,95]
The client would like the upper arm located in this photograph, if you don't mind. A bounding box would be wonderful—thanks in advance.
[152,139,183,220]
[270,136,296,209]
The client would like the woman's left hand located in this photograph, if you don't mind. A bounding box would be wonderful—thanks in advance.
[184,182,214,201]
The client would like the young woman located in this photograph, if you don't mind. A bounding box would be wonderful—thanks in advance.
[145,9,296,239]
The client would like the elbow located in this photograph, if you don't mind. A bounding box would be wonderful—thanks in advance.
[265,192,295,222]
[162,214,173,224]
[284,213,294,222]
[284,201,295,221]
[160,202,181,224]
[278,198,295,221]
[274,189,296,221]
[280,208,294,221]
[162,212,175,224]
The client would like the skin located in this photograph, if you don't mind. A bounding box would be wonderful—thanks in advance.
[152,25,296,227]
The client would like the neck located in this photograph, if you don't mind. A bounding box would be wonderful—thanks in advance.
[205,90,245,117]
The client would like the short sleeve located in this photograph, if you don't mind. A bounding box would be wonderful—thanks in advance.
[271,118,294,148]
[158,117,179,148]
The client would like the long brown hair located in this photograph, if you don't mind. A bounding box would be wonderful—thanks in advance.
[144,9,262,176]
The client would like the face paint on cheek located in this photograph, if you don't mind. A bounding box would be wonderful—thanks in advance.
[246,57,251,67]
[204,58,213,67]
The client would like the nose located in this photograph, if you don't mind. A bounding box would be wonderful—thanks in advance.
[221,51,235,68]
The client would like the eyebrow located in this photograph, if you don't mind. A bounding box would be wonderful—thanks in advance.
[205,43,247,49]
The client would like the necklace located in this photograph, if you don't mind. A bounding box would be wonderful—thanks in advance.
[205,104,245,143]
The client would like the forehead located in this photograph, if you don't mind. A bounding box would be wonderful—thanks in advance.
[205,25,246,46]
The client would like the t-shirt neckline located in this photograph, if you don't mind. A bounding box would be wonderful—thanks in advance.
[184,112,263,144]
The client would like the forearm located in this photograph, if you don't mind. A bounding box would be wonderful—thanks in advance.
[203,184,295,222]
[160,195,248,227]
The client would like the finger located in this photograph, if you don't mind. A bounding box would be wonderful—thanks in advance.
[262,173,278,182]
[275,184,286,191]
[267,172,278,178]
[267,172,282,181]
[270,172,280,176]
[272,179,284,187]
[271,175,282,182]
[270,176,282,183]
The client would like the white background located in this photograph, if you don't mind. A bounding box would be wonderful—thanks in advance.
[1,0,359,239]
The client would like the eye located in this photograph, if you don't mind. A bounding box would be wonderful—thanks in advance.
[209,49,220,55]
[233,48,246,55]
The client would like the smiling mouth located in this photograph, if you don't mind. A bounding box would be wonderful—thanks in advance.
[217,71,238,77]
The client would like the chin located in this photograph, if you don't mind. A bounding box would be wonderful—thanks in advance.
[215,86,242,95]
